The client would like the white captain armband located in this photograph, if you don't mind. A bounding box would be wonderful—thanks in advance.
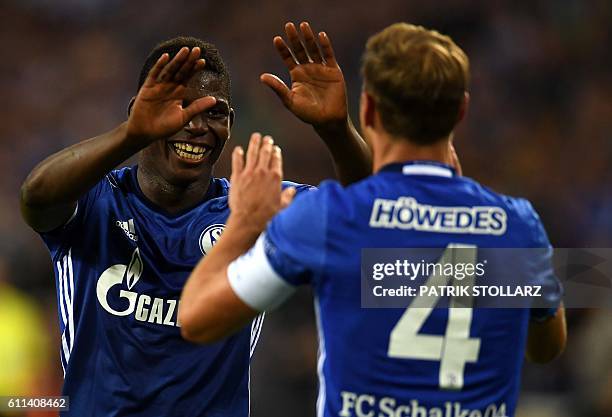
[227,234,297,312]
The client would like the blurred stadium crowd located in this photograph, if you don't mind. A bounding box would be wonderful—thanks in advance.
[0,1,610,416]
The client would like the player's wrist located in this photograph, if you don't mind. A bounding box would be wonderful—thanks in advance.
[313,115,351,140]
[226,211,266,235]
[313,115,352,145]
[224,213,267,252]
[122,122,157,153]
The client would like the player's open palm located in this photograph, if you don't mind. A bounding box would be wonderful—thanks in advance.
[261,22,347,128]
[229,133,295,230]
[127,47,216,145]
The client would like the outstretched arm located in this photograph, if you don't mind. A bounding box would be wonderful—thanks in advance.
[21,47,216,232]
[261,22,372,185]
[180,133,295,343]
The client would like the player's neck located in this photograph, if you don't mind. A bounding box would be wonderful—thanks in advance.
[136,165,212,215]
[372,133,453,173]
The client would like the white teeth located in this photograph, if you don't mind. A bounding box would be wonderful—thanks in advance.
[172,142,206,161]
[175,149,204,160]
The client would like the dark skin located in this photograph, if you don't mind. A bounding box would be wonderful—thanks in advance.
[261,22,372,184]
[21,22,372,232]
[136,74,234,214]
[180,26,567,364]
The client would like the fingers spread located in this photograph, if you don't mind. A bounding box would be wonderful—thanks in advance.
[158,47,190,82]
[318,32,338,67]
[231,146,245,180]
[273,36,298,71]
[285,22,310,64]
[245,133,262,170]
[174,47,202,82]
[300,22,323,63]
[145,53,170,87]
[194,58,206,72]
[271,145,283,176]
[260,73,291,106]
[183,96,217,121]
[257,136,275,170]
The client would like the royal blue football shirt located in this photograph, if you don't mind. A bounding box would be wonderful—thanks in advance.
[227,161,563,417]
[40,166,311,417]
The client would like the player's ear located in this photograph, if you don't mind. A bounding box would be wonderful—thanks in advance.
[227,108,235,139]
[457,92,470,124]
[360,90,377,130]
[127,96,136,116]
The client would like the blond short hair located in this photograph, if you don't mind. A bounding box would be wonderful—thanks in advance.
[362,23,469,143]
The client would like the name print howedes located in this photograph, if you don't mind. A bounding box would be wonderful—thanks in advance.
[369,197,507,235]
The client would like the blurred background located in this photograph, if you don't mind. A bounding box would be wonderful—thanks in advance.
[0,0,611,416]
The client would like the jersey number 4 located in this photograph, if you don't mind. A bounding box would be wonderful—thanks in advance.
[387,244,481,390]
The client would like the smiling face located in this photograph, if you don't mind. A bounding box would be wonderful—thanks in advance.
[138,71,234,187]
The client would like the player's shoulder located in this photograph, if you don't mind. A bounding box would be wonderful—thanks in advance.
[211,177,230,198]
[311,172,543,224]
[270,179,341,233]
[462,176,540,222]
[458,176,548,245]
[70,165,136,204]
[216,178,312,195]
[292,179,347,210]
[293,177,385,217]
[281,180,316,194]
[105,165,136,193]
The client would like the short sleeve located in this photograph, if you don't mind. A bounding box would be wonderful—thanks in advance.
[264,183,329,285]
[281,180,315,196]
[227,182,334,311]
[39,174,111,253]
[521,200,563,321]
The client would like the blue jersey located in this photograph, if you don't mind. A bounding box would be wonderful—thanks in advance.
[228,161,562,417]
[39,166,311,417]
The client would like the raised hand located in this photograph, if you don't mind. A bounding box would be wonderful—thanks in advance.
[127,47,217,145]
[261,22,348,129]
[229,134,295,230]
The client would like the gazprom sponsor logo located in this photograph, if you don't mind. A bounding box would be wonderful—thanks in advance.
[96,248,180,327]
[369,197,507,235]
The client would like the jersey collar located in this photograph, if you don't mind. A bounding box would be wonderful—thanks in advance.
[129,165,225,217]
[379,160,456,177]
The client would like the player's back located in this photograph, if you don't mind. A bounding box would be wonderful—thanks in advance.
[267,161,561,417]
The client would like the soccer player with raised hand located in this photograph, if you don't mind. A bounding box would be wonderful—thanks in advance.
[260,22,371,184]
[20,23,370,416]
[180,23,567,417]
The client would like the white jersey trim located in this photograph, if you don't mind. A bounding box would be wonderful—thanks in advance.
[249,313,265,357]
[402,164,453,177]
[56,248,75,376]
[315,298,327,417]
[227,234,296,312]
